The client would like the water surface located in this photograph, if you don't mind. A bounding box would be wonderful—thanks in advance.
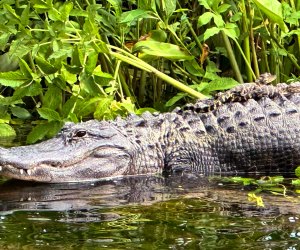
[0,175,300,249]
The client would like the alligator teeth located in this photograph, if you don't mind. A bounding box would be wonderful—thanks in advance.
[0,166,2,171]
[20,169,24,175]
[27,169,32,175]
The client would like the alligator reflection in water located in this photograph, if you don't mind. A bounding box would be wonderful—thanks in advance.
[0,175,299,216]
[0,175,300,249]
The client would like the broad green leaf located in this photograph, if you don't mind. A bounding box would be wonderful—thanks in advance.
[165,93,187,107]
[147,30,167,42]
[9,40,32,58]
[292,179,300,186]
[217,3,231,13]
[252,0,288,33]
[70,9,88,17]
[133,41,193,61]
[46,121,64,138]
[295,166,300,178]
[13,81,42,99]
[183,60,205,77]
[203,27,221,41]
[120,97,135,113]
[198,0,212,10]
[91,40,110,54]
[19,59,33,79]
[0,123,16,137]
[202,77,239,92]
[0,96,23,106]
[27,123,49,144]
[0,71,28,87]
[213,14,224,27]
[10,106,32,119]
[48,48,71,60]
[106,0,122,18]
[61,66,77,84]
[223,26,239,40]
[80,72,103,96]
[43,86,62,110]
[0,106,11,123]
[120,9,155,23]
[75,97,102,118]
[3,4,21,24]
[38,107,62,121]
[20,4,30,26]
[0,33,11,51]
[72,45,84,67]
[32,0,53,10]
[62,96,77,118]
[85,51,98,74]
[94,96,114,120]
[93,66,114,87]
[198,12,215,27]
[52,76,67,90]
[61,2,73,21]
[35,56,60,74]
[136,107,157,115]
[157,0,176,18]
[0,53,19,72]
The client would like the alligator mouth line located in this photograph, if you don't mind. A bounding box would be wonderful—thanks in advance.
[0,163,72,176]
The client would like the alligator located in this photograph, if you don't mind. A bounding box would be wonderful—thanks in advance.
[0,80,300,183]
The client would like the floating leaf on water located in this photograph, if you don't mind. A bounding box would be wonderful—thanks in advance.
[248,193,264,207]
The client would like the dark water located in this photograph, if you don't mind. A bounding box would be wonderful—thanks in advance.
[0,175,300,249]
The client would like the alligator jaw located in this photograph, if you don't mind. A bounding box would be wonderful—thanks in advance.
[0,164,52,182]
[0,146,133,183]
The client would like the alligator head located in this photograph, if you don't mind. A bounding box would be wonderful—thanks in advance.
[0,120,139,183]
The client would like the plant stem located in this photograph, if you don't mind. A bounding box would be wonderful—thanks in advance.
[220,30,244,83]
[109,46,206,99]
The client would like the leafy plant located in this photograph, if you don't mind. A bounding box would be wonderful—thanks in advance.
[0,0,298,143]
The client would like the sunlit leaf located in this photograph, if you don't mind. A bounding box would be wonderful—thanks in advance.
[295,166,300,178]
[43,86,62,110]
[133,41,193,61]
[27,123,49,144]
[10,106,32,119]
[19,59,33,79]
[202,77,239,92]
[165,93,187,107]
[198,12,215,27]
[0,123,16,137]
[252,0,288,33]
[0,71,28,87]
[94,97,114,120]
[203,27,221,41]
[248,193,265,207]
[120,9,155,23]
[35,56,60,74]
[38,107,62,121]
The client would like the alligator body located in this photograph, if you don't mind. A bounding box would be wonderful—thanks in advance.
[1,82,300,183]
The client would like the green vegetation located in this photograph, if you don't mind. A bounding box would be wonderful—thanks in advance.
[219,166,300,207]
[0,0,299,143]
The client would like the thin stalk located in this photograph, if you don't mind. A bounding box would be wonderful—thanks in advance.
[109,46,206,99]
[138,71,147,104]
[241,0,253,81]
[261,41,270,73]
[270,33,300,71]
[114,60,124,100]
[186,20,203,51]
[220,30,244,83]
[249,8,259,77]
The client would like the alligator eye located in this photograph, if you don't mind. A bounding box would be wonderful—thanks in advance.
[75,130,87,137]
